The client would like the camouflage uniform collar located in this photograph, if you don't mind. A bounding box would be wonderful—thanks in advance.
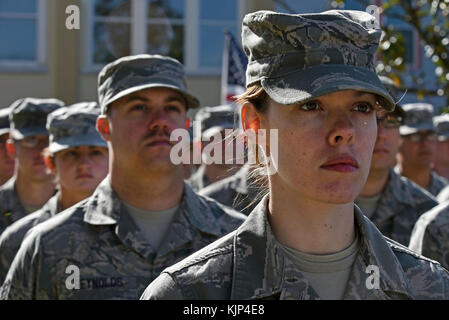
[368,169,415,230]
[0,176,27,223]
[352,205,413,299]
[428,170,448,196]
[231,195,413,300]
[44,191,62,217]
[180,183,223,236]
[384,169,415,207]
[83,178,223,236]
[83,177,120,225]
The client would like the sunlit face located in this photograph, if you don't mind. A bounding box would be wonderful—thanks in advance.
[398,130,437,168]
[370,122,401,172]
[0,133,14,180]
[14,134,52,182]
[257,90,379,204]
[104,87,187,173]
[53,146,109,196]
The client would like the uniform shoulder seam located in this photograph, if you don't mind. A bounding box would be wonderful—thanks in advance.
[387,238,442,264]
[165,243,234,275]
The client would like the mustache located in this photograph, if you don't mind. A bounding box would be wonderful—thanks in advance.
[142,128,171,141]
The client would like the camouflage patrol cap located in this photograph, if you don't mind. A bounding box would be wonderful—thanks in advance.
[194,105,236,139]
[379,76,405,119]
[433,113,449,140]
[46,102,107,153]
[241,10,395,111]
[399,103,436,136]
[98,54,199,114]
[0,107,11,136]
[9,98,64,140]
[379,76,401,104]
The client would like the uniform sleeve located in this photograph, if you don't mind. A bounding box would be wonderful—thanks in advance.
[140,272,185,300]
[0,228,20,284]
[421,224,449,271]
[0,228,43,300]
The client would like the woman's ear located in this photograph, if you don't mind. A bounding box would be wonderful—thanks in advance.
[5,139,15,158]
[96,116,111,141]
[44,155,56,172]
[241,102,261,134]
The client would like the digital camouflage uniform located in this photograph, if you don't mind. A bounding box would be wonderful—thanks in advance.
[0,102,106,283]
[142,196,449,300]
[409,201,449,270]
[0,192,60,283]
[0,55,245,300]
[0,180,245,300]
[394,166,447,198]
[199,164,263,215]
[427,171,448,198]
[141,9,449,300]
[0,177,27,236]
[0,98,63,235]
[355,169,438,246]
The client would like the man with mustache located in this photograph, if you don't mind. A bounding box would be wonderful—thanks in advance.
[356,78,438,246]
[0,98,63,236]
[396,103,448,196]
[0,54,246,300]
[0,107,15,186]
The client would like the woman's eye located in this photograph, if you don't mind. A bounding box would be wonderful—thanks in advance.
[353,102,374,113]
[166,105,181,112]
[132,104,146,111]
[300,101,321,111]
[91,149,105,156]
[65,151,78,159]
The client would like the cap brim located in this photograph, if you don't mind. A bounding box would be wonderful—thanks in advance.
[438,133,449,141]
[260,64,395,111]
[400,124,436,136]
[49,134,108,153]
[103,82,200,114]
[11,127,48,140]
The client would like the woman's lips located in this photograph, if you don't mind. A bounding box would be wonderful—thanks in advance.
[320,155,359,173]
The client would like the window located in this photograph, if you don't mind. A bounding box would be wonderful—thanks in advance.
[198,0,238,69]
[86,0,241,74]
[147,0,184,63]
[90,0,132,65]
[0,0,46,69]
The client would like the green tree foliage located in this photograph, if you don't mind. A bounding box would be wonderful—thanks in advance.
[333,0,449,108]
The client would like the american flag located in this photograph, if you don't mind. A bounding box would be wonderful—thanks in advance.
[221,31,248,104]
